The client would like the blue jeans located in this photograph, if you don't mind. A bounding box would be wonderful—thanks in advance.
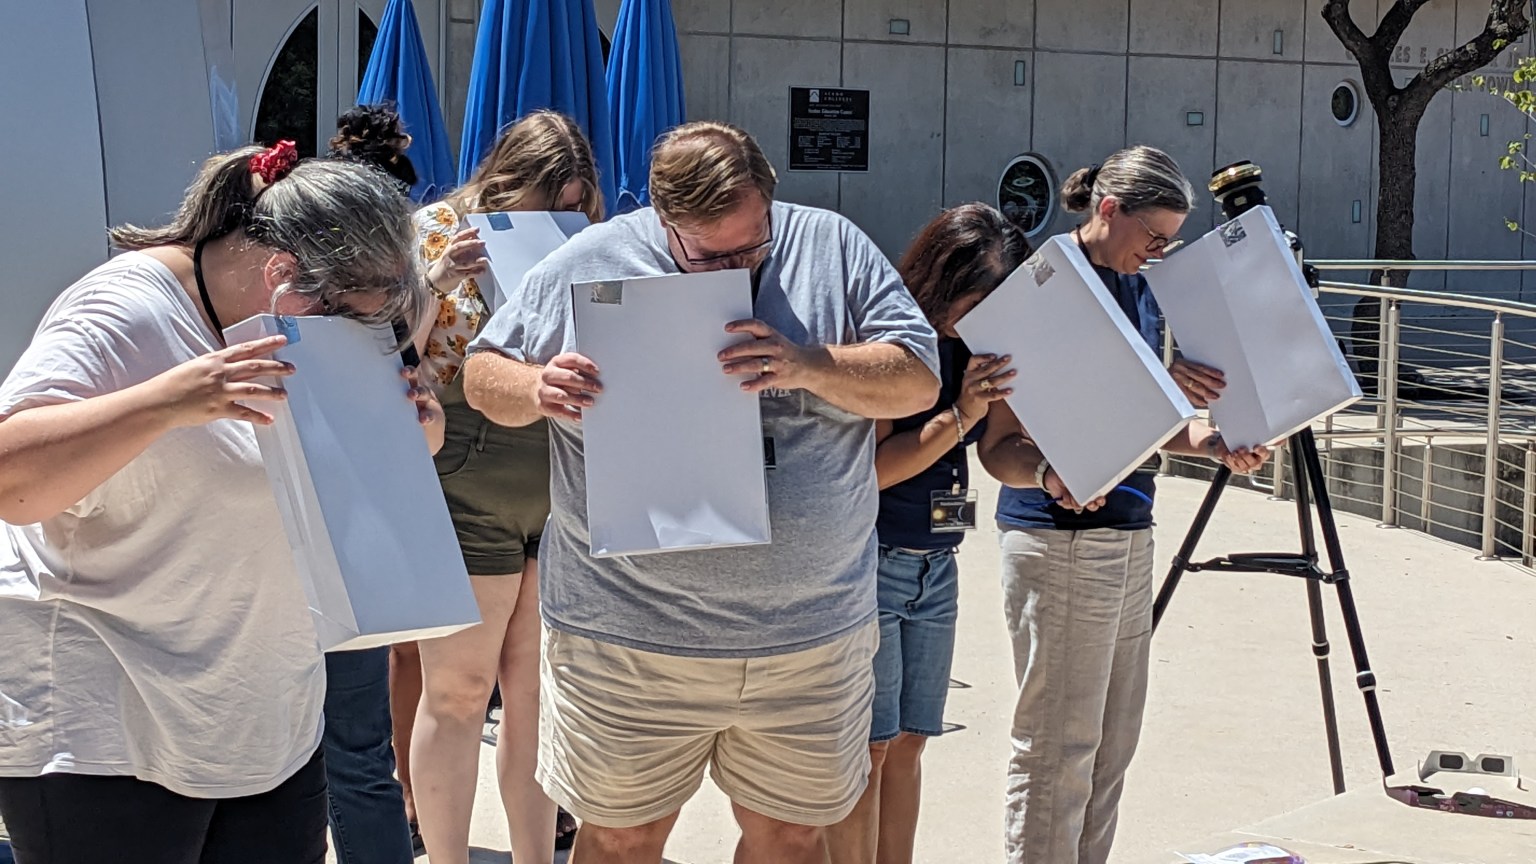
[323,647,414,864]
[871,546,961,742]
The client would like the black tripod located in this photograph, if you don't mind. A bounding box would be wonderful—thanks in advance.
[1151,427,1396,793]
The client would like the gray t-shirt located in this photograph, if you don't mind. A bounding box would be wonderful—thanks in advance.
[471,202,939,657]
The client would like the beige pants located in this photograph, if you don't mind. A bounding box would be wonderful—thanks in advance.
[999,527,1155,864]
[536,623,878,828]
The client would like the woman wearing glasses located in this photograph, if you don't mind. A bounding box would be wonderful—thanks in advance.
[976,145,1269,864]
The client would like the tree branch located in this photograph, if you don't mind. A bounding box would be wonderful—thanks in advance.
[1373,0,1434,55]
[1322,0,1377,62]
[1406,1,1530,106]
[1323,0,1401,112]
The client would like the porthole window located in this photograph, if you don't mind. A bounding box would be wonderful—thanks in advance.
[998,154,1056,237]
[1331,80,1360,127]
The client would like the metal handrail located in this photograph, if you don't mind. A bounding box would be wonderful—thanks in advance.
[1316,281,1536,318]
[1308,260,1536,271]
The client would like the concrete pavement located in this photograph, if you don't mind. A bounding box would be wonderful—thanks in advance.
[399,466,1534,863]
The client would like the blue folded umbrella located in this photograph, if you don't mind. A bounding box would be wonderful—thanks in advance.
[358,0,456,202]
[606,0,686,214]
[458,0,618,211]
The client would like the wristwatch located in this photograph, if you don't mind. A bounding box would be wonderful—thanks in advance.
[1034,457,1051,489]
[1204,435,1224,462]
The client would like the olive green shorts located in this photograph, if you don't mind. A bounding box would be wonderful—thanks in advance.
[434,376,551,577]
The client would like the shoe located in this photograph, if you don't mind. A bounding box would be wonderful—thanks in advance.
[409,821,425,857]
[555,808,578,851]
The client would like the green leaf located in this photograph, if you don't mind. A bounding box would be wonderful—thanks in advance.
[1502,156,1517,170]
[1509,219,1522,232]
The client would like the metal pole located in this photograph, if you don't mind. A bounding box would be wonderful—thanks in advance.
[1523,442,1536,567]
[1269,440,1289,501]
[1378,300,1401,527]
[1375,269,1392,433]
[1480,314,1505,559]
[1162,322,1176,479]
[1420,441,1434,533]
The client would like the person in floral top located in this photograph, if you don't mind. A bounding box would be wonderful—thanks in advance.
[400,110,603,864]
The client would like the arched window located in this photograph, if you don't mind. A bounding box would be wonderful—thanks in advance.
[254,7,320,156]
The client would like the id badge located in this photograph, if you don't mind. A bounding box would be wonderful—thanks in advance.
[930,488,979,533]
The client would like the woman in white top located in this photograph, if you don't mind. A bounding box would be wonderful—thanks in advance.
[401,110,602,864]
[0,142,438,864]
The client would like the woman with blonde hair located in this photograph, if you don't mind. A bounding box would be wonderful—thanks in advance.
[400,109,603,864]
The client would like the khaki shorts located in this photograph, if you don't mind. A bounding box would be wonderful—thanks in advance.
[537,623,878,829]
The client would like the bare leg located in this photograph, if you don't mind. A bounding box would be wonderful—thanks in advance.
[823,741,889,864]
[411,574,522,864]
[875,733,928,864]
[389,641,422,825]
[735,802,825,864]
[568,811,680,864]
[497,562,557,864]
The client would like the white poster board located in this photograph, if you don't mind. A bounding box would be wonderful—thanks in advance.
[465,211,591,312]
[955,236,1197,502]
[571,271,771,557]
[1143,205,1362,450]
[226,314,479,651]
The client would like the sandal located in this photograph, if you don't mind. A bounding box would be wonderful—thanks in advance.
[554,807,578,851]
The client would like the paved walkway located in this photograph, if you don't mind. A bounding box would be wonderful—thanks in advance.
[402,469,1535,863]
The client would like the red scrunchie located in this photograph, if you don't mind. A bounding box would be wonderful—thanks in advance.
[250,140,299,185]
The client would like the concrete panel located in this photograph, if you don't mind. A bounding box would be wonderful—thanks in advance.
[1035,0,1128,53]
[1522,169,1536,301]
[1217,0,1305,61]
[1385,0,1454,71]
[1126,56,1218,236]
[944,48,1034,209]
[844,0,946,43]
[949,0,1034,49]
[730,37,841,210]
[733,0,842,39]
[1398,70,1452,290]
[1214,60,1303,228]
[840,41,947,258]
[445,17,477,155]
[1031,51,1128,235]
[593,0,620,36]
[90,0,217,228]
[1129,0,1218,57]
[679,33,730,122]
[670,0,730,34]
[1297,64,1375,259]
[1446,87,1526,300]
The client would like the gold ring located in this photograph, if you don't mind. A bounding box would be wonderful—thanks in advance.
[979,380,994,391]
[761,357,772,373]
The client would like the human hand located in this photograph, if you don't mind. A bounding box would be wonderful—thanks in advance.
[536,353,602,422]
[955,354,1015,423]
[718,319,820,393]
[1042,467,1106,513]
[427,228,490,290]
[1213,438,1270,474]
[155,335,293,427]
[1170,358,1226,408]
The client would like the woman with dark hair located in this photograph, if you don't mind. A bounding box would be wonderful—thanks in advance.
[826,203,1030,864]
[978,145,1268,864]
[329,103,419,194]
[0,143,435,863]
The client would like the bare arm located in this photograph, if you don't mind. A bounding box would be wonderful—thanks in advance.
[463,349,603,428]
[976,399,1046,489]
[1163,418,1270,474]
[0,336,291,524]
[873,354,1015,489]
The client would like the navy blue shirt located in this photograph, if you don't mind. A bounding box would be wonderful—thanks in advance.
[996,248,1164,532]
[876,339,984,550]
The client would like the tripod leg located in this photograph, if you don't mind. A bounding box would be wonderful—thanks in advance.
[1152,465,1233,632]
[1289,435,1347,793]
[1295,429,1397,779]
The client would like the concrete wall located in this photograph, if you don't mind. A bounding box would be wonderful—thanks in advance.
[650,0,1536,293]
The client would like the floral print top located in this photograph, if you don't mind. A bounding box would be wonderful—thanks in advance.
[413,201,490,392]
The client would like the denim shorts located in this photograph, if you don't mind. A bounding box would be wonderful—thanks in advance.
[870,545,961,742]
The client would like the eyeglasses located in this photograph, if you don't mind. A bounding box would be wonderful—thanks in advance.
[667,222,773,268]
[1420,751,1516,779]
[1133,213,1183,255]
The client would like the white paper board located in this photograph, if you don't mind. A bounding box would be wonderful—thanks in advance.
[225,314,479,651]
[1143,206,1362,450]
[465,211,591,312]
[955,236,1197,502]
[571,271,771,557]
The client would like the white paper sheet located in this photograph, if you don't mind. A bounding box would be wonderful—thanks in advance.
[226,314,479,651]
[571,271,772,557]
[955,236,1197,503]
[1143,206,1362,450]
[465,211,591,312]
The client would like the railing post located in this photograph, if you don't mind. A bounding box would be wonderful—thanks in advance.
[1480,313,1505,560]
[1522,442,1535,567]
[1269,440,1288,500]
[1420,441,1434,533]
[1162,320,1176,478]
[1375,268,1392,434]
[1379,300,1401,527]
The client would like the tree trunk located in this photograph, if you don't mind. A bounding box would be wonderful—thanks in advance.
[1353,111,1423,394]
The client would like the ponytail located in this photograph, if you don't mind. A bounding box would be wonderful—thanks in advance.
[109,146,266,250]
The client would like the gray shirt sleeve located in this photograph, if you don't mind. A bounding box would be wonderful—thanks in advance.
[839,219,941,376]
[467,259,576,365]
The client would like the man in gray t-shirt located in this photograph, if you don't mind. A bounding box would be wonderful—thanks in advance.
[464,122,938,862]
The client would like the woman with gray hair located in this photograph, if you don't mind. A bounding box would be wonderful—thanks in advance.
[0,142,437,864]
[977,145,1269,864]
